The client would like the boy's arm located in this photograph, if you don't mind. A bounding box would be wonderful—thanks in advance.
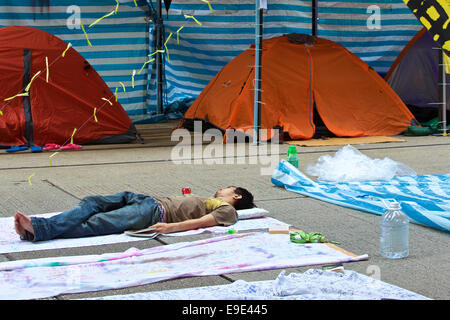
[150,214,218,234]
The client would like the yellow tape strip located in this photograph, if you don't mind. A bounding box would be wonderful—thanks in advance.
[119,82,126,92]
[62,43,72,57]
[45,57,49,83]
[0,110,3,116]
[94,107,98,122]
[132,70,136,88]
[138,59,155,74]
[70,128,77,145]
[114,87,118,101]
[102,97,113,106]
[80,20,92,47]
[148,49,165,57]
[164,32,173,62]
[25,71,42,92]
[176,26,184,44]
[164,32,173,46]
[115,0,120,14]
[28,173,35,186]
[4,92,29,102]
[184,14,202,26]
[89,10,115,28]
[49,152,59,166]
[134,0,138,7]
[201,0,214,13]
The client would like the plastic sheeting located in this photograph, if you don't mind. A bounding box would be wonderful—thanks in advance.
[88,269,430,300]
[272,160,450,232]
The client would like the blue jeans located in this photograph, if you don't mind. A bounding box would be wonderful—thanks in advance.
[29,191,164,241]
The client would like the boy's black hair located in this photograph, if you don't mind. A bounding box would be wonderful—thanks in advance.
[232,186,255,210]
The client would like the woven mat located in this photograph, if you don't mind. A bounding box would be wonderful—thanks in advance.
[287,136,405,147]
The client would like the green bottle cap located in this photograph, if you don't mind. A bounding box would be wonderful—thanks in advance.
[287,145,297,156]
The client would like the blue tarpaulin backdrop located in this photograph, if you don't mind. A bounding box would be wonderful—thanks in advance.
[0,0,422,123]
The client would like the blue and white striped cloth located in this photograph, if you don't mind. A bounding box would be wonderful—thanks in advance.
[272,160,450,232]
[0,0,422,122]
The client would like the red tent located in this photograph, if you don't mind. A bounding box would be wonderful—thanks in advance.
[0,26,138,147]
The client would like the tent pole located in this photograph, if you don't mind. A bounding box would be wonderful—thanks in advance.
[253,1,263,145]
[312,0,318,36]
[156,0,164,114]
[441,50,447,135]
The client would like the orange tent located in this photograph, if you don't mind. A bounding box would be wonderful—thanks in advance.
[184,34,416,140]
[0,26,138,147]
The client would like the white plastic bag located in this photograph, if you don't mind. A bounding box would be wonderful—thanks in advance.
[306,145,416,182]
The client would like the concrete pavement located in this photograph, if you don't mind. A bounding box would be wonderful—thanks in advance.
[0,134,449,300]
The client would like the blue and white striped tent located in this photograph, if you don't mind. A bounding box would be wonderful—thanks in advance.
[0,0,422,123]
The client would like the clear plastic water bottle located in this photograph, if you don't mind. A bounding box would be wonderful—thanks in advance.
[380,200,409,259]
[287,145,299,168]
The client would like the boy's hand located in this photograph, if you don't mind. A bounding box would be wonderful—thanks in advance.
[150,214,217,234]
[150,222,176,234]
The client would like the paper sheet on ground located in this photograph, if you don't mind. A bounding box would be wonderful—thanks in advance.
[0,232,367,300]
[0,212,286,254]
[272,160,450,232]
[87,269,429,300]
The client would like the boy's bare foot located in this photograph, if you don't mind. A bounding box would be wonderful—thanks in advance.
[14,211,34,239]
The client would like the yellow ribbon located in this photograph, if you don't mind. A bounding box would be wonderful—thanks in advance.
[80,20,92,47]
[28,173,35,186]
[184,14,202,26]
[4,92,29,102]
[45,57,49,83]
[62,43,72,57]
[201,0,214,13]
[89,10,115,28]
[164,32,173,62]
[49,152,59,166]
[138,59,155,74]
[119,82,126,92]
[132,70,136,88]
[102,97,113,106]
[70,128,77,145]
[114,87,118,101]
[115,0,120,14]
[93,107,98,122]
[176,26,184,44]
[148,49,165,57]
[134,0,138,6]
[25,71,42,92]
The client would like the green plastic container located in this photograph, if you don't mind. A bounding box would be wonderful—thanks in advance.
[287,145,299,168]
